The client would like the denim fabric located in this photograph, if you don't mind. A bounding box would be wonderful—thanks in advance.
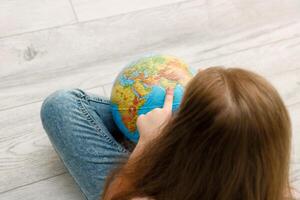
[40,88,133,200]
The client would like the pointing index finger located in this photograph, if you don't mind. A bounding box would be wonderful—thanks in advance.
[163,87,174,111]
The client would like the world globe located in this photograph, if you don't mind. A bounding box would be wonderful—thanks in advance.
[110,54,196,143]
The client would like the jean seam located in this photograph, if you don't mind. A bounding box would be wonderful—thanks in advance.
[76,88,110,104]
[86,95,111,104]
[75,91,129,154]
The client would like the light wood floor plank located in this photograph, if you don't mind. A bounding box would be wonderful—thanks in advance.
[0,0,76,38]
[0,173,85,200]
[0,0,299,110]
[71,0,187,22]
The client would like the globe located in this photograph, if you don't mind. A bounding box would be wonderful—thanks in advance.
[110,54,196,143]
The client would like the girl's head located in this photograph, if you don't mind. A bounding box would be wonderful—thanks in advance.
[103,67,293,200]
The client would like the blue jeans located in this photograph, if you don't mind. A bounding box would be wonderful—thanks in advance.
[40,88,135,200]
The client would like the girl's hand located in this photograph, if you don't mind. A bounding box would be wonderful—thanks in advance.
[136,87,174,145]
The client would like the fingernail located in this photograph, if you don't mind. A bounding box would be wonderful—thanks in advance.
[167,87,174,94]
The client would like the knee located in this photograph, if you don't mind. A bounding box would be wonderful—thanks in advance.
[40,88,82,130]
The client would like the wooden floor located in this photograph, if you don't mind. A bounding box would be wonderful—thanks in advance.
[0,0,299,199]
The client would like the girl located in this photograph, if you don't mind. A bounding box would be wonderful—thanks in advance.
[41,67,295,200]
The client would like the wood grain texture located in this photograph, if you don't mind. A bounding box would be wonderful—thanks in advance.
[71,0,187,22]
[0,0,76,38]
[1,0,300,110]
[291,159,300,197]
[0,173,85,200]
[0,87,105,193]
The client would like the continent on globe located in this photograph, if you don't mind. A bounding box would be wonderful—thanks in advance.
[110,54,196,143]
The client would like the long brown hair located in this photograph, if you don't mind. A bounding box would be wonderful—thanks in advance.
[101,67,294,200]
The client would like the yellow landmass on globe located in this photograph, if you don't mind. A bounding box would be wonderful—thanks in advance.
[111,80,150,132]
[132,80,150,97]
[123,56,193,87]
